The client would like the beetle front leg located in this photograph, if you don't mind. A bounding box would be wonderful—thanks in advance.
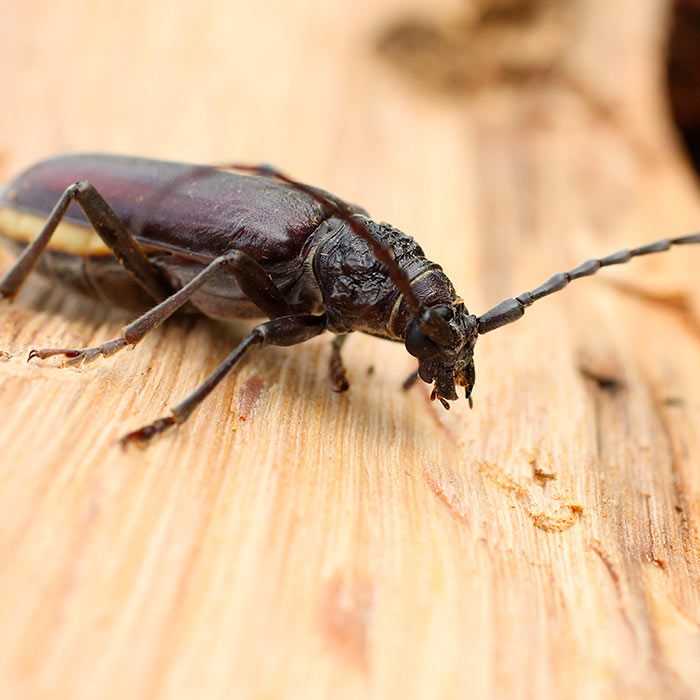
[120,314,328,445]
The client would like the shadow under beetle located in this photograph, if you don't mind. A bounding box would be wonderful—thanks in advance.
[0,153,698,444]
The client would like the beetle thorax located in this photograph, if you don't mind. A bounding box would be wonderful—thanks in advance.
[310,218,440,338]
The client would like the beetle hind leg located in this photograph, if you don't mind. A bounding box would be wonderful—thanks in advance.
[0,181,170,303]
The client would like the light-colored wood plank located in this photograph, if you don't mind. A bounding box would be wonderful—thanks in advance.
[0,1,699,698]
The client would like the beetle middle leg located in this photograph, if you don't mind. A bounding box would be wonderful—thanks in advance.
[329,334,350,392]
[120,313,327,445]
[28,249,292,363]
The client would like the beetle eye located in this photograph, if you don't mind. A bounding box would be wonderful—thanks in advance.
[405,321,440,359]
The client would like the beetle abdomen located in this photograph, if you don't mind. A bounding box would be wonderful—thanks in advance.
[0,197,110,257]
[0,233,158,312]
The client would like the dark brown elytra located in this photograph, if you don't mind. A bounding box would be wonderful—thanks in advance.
[0,153,698,445]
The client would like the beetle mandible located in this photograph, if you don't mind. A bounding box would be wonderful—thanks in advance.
[0,153,698,444]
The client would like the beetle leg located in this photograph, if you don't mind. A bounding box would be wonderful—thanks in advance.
[28,337,128,364]
[219,249,291,319]
[329,334,349,392]
[28,250,291,364]
[402,369,420,391]
[0,181,170,302]
[119,313,328,445]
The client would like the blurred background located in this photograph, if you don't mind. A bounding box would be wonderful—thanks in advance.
[1,1,700,699]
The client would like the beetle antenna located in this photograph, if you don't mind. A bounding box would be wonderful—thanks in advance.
[477,233,700,334]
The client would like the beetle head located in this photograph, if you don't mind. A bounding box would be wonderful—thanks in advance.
[404,304,478,409]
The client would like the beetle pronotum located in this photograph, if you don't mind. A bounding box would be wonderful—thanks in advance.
[0,153,697,443]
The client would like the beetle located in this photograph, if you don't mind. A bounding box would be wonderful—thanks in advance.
[0,153,698,444]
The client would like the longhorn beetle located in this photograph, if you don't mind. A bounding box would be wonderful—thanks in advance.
[0,153,698,444]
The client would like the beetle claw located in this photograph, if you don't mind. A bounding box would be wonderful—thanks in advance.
[27,338,128,365]
[118,415,177,447]
[28,347,82,362]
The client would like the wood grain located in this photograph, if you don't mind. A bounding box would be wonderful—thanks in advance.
[0,1,699,698]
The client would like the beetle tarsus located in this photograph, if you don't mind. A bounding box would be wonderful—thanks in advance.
[28,347,81,361]
[27,337,129,364]
[330,366,349,393]
[119,415,177,447]
[329,335,349,392]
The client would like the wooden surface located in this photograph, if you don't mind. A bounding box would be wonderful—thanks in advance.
[1,1,700,698]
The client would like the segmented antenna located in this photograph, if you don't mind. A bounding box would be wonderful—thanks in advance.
[477,233,700,334]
